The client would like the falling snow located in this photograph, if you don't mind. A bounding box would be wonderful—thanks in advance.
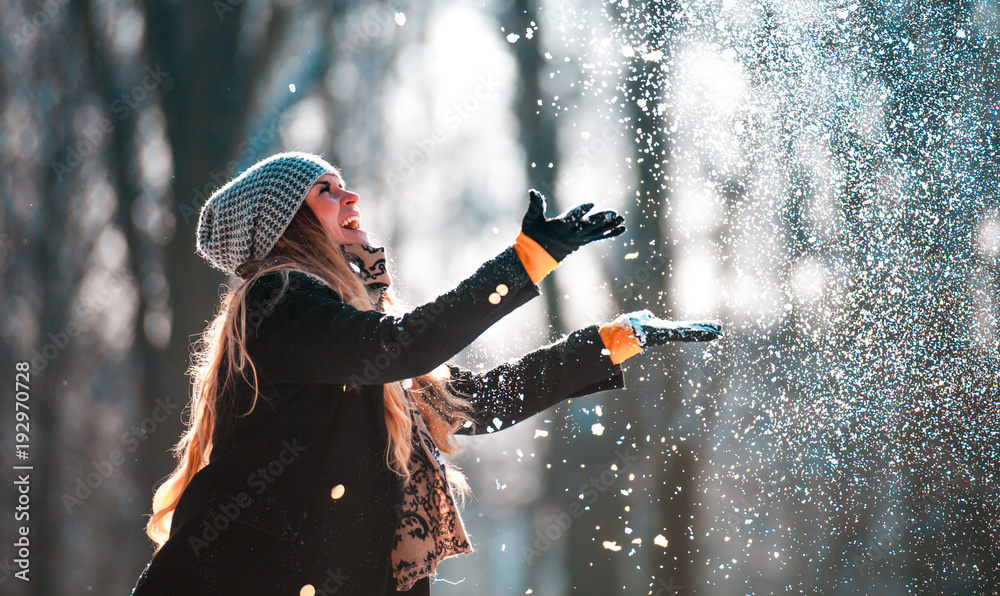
[499,0,1000,593]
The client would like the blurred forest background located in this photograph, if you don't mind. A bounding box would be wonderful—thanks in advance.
[1,0,998,594]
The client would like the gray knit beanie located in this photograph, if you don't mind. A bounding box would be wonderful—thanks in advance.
[196,151,337,277]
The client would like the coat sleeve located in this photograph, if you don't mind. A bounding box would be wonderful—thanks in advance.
[446,325,626,435]
[245,247,540,386]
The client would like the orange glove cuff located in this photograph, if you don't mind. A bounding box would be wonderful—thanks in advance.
[598,317,644,365]
[512,230,559,285]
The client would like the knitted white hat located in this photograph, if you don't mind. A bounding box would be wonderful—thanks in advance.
[196,151,337,276]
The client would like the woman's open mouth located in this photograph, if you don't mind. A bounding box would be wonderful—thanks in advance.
[339,214,361,230]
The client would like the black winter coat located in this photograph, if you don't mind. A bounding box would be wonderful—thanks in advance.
[131,247,625,595]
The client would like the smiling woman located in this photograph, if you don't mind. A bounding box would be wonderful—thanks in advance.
[129,151,718,596]
[304,172,371,246]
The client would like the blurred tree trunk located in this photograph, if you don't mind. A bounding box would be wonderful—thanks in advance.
[498,0,627,592]
[15,3,276,594]
[600,0,702,592]
[134,1,291,550]
[26,93,72,596]
[20,5,107,594]
[618,64,697,596]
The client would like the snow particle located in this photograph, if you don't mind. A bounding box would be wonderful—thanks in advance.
[602,541,622,552]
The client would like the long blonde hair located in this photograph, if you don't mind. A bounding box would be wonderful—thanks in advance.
[146,204,473,548]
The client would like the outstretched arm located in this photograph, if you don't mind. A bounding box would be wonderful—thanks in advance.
[446,311,724,434]
[449,325,625,435]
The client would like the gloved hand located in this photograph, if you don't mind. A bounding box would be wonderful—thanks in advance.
[621,309,723,345]
[521,189,626,262]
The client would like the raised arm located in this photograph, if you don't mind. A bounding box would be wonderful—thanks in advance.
[246,247,540,386]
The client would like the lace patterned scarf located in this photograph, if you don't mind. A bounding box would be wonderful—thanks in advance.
[340,244,472,591]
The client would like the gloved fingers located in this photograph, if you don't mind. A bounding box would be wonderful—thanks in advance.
[582,209,622,227]
[575,210,624,238]
[693,320,722,332]
[643,320,723,343]
[525,189,548,222]
[598,224,627,239]
[680,321,723,341]
[559,202,595,223]
[579,222,626,243]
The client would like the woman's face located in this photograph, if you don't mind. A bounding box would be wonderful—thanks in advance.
[304,173,371,246]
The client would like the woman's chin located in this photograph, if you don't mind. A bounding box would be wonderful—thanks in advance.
[333,227,371,245]
[354,229,371,245]
[347,229,371,245]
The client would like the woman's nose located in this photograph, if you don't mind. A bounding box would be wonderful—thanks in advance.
[342,191,360,207]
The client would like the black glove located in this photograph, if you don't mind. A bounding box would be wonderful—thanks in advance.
[521,189,626,262]
[621,310,723,345]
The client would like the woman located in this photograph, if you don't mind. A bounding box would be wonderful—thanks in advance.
[131,151,720,595]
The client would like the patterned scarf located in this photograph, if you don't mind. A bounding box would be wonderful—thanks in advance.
[391,410,472,590]
[340,244,391,297]
[340,244,472,591]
